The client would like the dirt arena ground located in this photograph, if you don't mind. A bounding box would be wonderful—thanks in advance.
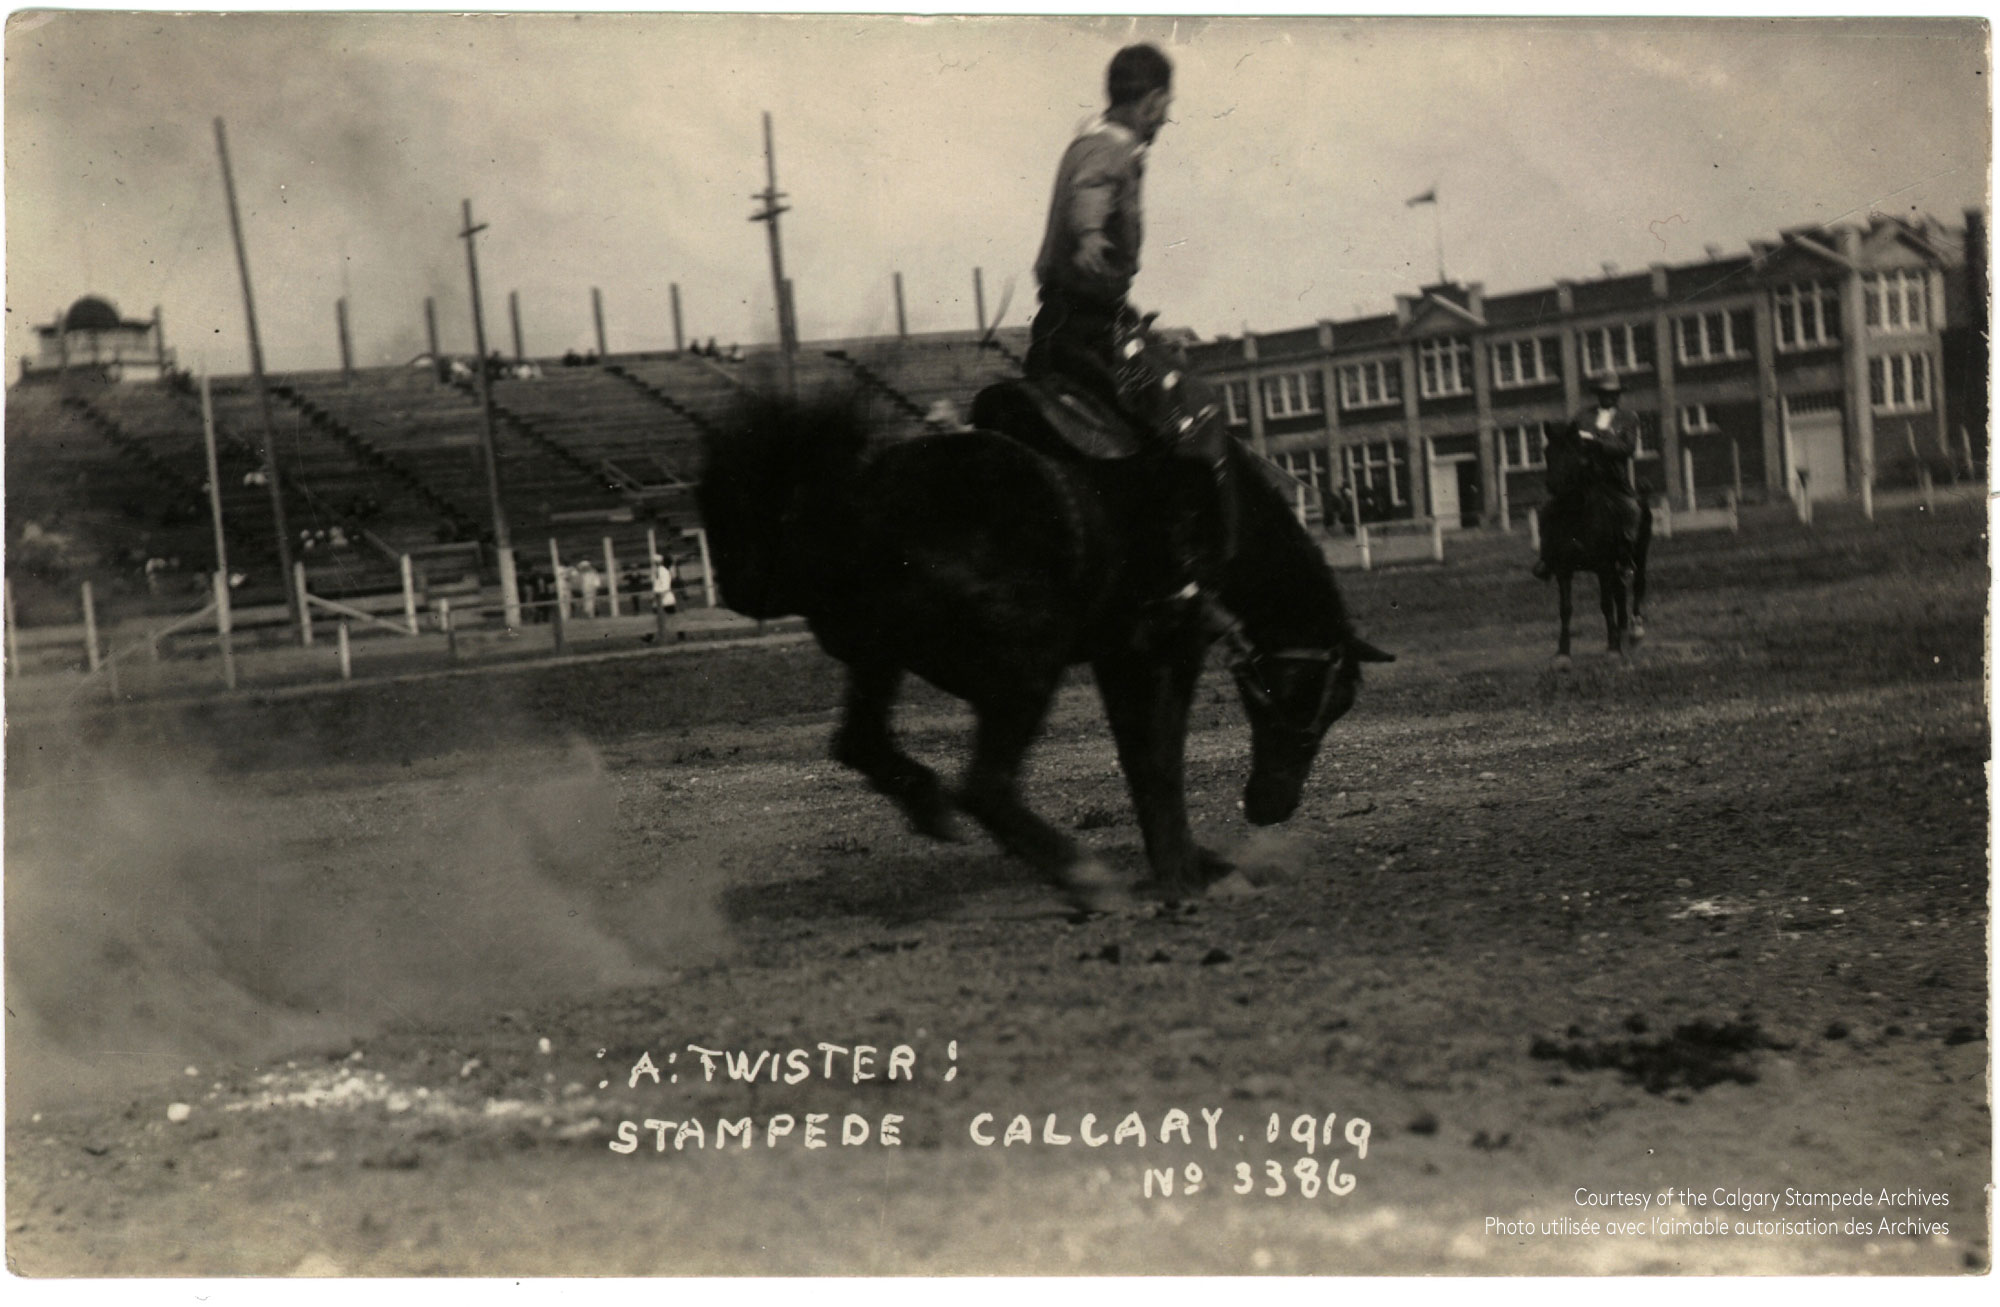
[5,500,1989,1276]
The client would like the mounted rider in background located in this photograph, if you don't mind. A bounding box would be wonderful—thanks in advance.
[1534,371,1646,582]
[1024,42,1243,652]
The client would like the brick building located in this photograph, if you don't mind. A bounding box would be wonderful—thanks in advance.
[1187,212,1980,529]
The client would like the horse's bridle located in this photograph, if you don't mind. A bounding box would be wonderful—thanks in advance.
[1230,643,1352,743]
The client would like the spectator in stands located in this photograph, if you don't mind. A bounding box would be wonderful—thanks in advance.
[562,349,582,367]
[576,559,603,618]
[652,554,678,618]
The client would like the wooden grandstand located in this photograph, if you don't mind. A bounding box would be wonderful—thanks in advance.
[4,329,1039,623]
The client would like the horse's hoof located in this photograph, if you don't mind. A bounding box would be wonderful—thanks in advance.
[1551,655,1573,673]
[1060,858,1136,915]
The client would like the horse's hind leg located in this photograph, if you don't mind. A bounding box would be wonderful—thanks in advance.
[831,661,960,842]
[957,679,1130,913]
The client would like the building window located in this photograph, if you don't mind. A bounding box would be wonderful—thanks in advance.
[1869,352,1932,414]
[1417,337,1474,398]
[1337,359,1401,410]
[1222,380,1252,426]
[1277,448,1334,491]
[1490,337,1559,389]
[1675,309,1753,364]
[1497,423,1546,470]
[1679,403,1719,433]
[1579,323,1654,378]
[1774,280,1842,351]
[1864,270,1930,334]
[1342,440,1407,507]
[1260,370,1325,419]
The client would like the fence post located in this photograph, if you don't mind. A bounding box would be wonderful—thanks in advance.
[1657,498,1674,540]
[1357,524,1373,571]
[441,598,458,662]
[1527,508,1541,555]
[603,536,622,617]
[1960,426,1978,483]
[294,561,314,646]
[551,571,568,656]
[401,554,420,636]
[1429,516,1444,563]
[214,570,237,690]
[4,579,19,679]
[1725,488,1740,534]
[1497,469,1511,534]
[1860,462,1874,522]
[691,527,717,607]
[1681,448,1697,511]
[1919,464,1934,514]
[337,620,352,682]
[1730,440,1743,504]
[547,538,566,620]
[81,580,102,673]
[1796,472,1813,525]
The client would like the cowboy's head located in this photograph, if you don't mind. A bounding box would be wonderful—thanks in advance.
[1107,44,1174,143]
[1593,372,1624,407]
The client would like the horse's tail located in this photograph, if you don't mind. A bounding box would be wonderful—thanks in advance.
[696,386,874,619]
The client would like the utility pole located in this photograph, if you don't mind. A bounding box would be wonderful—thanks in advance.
[509,290,525,364]
[213,118,302,638]
[592,287,608,359]
[893,272,908,339]
[749,111,797,387]
[670,283,685,354]
[973,267,987,335]
[459,199,522,630]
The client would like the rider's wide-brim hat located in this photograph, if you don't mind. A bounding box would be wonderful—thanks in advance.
[1592,372,1624,393]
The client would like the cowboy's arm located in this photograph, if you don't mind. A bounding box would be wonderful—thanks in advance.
[1065,135,1125,277]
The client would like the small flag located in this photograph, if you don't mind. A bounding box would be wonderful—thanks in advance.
[1406,188,1438,207]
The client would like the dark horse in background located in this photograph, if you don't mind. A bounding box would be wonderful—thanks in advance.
[1538,422,1652,668]
[697,368,1391,913]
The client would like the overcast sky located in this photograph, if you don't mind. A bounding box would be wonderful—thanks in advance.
[4,10,1989,378]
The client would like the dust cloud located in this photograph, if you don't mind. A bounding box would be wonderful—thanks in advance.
[4,730,726,1118]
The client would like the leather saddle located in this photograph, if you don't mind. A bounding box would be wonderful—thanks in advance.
[970,377,1144,463]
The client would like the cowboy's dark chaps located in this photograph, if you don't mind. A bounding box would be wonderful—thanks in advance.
[1027,290,1235,636]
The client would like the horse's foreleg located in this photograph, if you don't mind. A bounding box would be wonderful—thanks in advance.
[830,661,960,842]
[1093,645,1211,896]
[958,679,1129,912]
[1600,572,1625,654]
[1555,572,1575,667]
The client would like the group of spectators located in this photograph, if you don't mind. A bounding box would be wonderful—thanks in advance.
[516,554,681,623]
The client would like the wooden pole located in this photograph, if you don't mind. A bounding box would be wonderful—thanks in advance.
[214,570,237,690]
[592,287,607,359]
[691,526,716,607]
[294,561,314,644]
[1496,459,1511,533]
[1730,439,1743,503]
[603,537,622,617]
[441,598,458,661]
[1429,516,1444,562]
[751,111,796,369]
[1860,461,1874,522]
[1681,447,1697,511]
[548,537,568,653]
[337,620,352,681]
[81,580,101,673]
[400,555,420,635]
[509,290,525,364]
[4,579,18,678]
[199,375,231,584]
[213,117,302,639]
[154,305,168,376]
[670,284,685,354]
[1357,524,1373,571]
[973,267,987,335]
[1527,507,1541,554]
[1961,426,1978,482]
[893,272,908,339]
[425,296,442,380]
[459,198,522,630]
[337,296,355,382]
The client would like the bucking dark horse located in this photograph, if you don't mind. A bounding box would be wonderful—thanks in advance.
[1537,421,1652,669]
[697,344,1391,913]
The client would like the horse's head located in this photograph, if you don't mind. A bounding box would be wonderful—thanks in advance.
[1233,635,1394,825]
